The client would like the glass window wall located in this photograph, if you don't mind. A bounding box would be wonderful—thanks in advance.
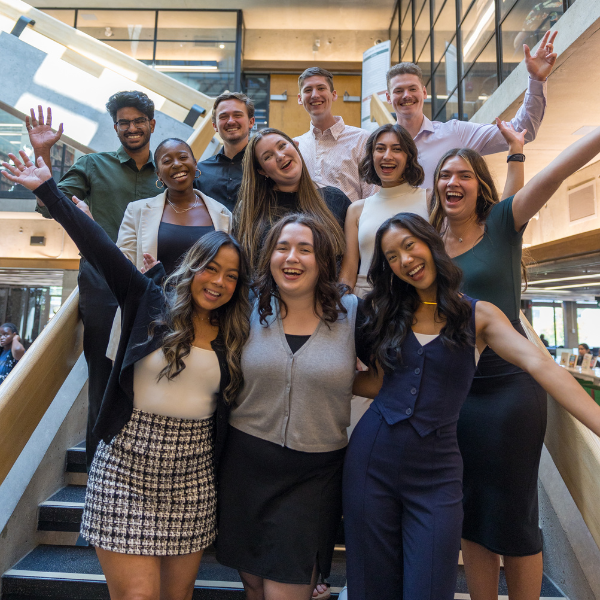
[40,8,242,97]
[392,0,574,122]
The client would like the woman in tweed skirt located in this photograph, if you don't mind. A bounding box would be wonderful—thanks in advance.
[2,151,250,600]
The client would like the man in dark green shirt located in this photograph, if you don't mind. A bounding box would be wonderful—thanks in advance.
[28,93,158,468]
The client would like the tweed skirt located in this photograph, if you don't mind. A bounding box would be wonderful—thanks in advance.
[80,408,217,555]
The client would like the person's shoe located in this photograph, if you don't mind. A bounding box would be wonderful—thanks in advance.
[337,585,348,600]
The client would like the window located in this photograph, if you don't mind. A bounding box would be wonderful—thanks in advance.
[532,304,564,347]
[462,34,498,120]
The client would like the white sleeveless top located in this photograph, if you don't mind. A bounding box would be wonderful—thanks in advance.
[133,346,220,420]
[356,183,428,298]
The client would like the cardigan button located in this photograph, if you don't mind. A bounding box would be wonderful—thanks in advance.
[414,368,421,375]
[406,408,412,415]
[410,387,417,395]
[417,348,423,355]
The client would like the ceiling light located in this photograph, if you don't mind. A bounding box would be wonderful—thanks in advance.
[572,126,598,136]
[155,64,218,72]
[537,281,600,291]
[528,274,600,285]
[219,43,225,49]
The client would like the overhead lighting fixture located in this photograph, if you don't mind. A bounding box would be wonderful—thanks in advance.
[536,281,600,291]
[529,273,600,285]
[218,43,225,49]
[463,2,495,58]
[572,126,598,136]
[155,63,218,72]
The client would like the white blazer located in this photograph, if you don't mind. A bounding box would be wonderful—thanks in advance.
[106,190,232,360]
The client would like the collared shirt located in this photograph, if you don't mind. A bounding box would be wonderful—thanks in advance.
[195,146,246,212]
[295,116,380,202]
[414,78,547,189]
[36,145,157,242]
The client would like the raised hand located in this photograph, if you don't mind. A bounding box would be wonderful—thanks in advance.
[26,106,64,155]
[71,195,94,220]
[141,253,160,273]
[524,30,558,81]
[495,118,526,152]
[1,151,52,191]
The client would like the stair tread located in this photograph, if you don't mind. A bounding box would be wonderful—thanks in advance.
[43,486,86,505]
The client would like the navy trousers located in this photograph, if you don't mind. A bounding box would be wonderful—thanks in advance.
[343,406,464,600]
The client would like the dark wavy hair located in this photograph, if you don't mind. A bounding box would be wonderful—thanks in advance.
[152,231,251,404]
[106,91,155,122]
[254,213,348,326]
[361,213,473,373]
[0,323,18,334]
[154,138,195,163]
[359,124,424,187]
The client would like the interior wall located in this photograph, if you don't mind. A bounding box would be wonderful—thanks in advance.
[269,73,363,139]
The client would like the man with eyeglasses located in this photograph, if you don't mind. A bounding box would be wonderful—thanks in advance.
[29,91,159,470]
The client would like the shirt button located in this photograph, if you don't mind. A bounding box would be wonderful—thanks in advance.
[229,177,232,181]
[414,368,421,375]
[406,408,412,415]
[417,348,423,355]
[410,388,417,395]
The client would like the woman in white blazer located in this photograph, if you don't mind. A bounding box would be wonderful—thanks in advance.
[107,138,233,359]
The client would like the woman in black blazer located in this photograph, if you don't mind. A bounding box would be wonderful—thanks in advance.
[3,150,250,600]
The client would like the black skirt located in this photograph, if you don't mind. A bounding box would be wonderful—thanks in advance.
[458,323,547,556]
[216,426,346,584]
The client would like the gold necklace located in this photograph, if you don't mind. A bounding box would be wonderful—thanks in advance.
[421,301,437,305]
[166,191,201,213]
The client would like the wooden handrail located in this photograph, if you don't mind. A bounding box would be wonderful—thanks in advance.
[187,110,218,160]
[0,289,83,485]
[370,94,395,126]
[0,0,214,114]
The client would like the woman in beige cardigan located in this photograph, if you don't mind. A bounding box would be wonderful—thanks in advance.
[107,138,232,358]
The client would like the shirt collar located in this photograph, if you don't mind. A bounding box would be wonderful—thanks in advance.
[217,144,247,163]
[414,116,435,139]
[311,116,345,140]
[116,145,155,169]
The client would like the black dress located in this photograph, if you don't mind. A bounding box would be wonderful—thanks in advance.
[157,221,214,276]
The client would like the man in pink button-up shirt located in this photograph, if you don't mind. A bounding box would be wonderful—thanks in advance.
[388,31,558,189]
[295,67,379,202]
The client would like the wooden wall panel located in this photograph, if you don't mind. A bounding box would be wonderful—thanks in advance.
[269,74,363,139]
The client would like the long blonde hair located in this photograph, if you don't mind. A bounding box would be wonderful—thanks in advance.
[154,231,251,404]
[233,128,345,270]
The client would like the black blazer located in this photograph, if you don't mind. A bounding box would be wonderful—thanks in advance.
[35,179,231,461]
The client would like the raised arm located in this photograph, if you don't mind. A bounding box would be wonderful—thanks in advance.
[476,301,600,437]
[2,152,149,307]
[496,119,526,202]
[512,124,600,230]
[339,200,364,289]
[10,335,25,361]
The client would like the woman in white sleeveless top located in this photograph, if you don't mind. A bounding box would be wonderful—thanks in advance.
[340,123,429,298]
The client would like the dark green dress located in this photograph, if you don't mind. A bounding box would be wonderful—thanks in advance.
[452,197,547,556]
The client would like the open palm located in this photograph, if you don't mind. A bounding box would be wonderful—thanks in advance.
[26,106,63,153]
[524,30,558,81]
[1,151,52,192]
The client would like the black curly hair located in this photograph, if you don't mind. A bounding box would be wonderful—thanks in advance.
[106,91,155,122]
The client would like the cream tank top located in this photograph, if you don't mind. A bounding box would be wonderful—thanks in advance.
[356,183,428,298]
[133,346,220,420]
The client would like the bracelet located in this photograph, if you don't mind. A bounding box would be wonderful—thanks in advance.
[507,153,526,163]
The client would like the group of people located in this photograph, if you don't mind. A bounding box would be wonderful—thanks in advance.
[4,30,600,600]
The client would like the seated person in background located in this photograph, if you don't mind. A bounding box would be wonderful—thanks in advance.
[577,343,592,366]
[0,323,25,384]
[539,333,550,347]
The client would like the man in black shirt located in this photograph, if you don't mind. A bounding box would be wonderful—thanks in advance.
[196,92,254,212]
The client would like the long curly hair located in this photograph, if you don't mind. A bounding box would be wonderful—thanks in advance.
[428,147,528,284]
[233,128,345,270]
[361,213,473,373]
[359,123,424,187]
[253,213,348,326]
[153,231,251,404]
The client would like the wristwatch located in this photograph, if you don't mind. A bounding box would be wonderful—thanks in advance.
[507,153,526,162]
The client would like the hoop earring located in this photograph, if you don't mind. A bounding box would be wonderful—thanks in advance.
[156,179,164,189]
[195,169,201,178]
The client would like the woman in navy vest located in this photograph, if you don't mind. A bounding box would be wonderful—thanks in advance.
[343,213,600,600]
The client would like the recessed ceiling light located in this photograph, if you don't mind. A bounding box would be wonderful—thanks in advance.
[219,43,225,49]
[572,126,598,136]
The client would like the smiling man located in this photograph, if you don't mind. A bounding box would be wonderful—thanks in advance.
[28,91,159,469]
[388,30,558,188]
[295,67,379,202]
[196,92,255,212]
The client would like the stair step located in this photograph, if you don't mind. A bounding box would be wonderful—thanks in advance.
[38,486,86,532]
[65,443,86,474]
[2,545,346,598]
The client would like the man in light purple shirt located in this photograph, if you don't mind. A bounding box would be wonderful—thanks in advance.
[388,30,558,189]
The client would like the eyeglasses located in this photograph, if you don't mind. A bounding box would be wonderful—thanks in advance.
[115,117,150,130]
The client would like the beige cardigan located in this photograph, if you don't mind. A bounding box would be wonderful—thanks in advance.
[106,190,232,359]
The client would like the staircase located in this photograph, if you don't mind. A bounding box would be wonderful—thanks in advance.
[1,442,567,600]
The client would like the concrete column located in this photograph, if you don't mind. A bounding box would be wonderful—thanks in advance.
[562,301,579,349]
[61,270,78,305]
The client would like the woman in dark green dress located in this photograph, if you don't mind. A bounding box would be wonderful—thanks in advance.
[429,121,600,599]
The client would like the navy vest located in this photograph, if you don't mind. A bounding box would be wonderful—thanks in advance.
[373,296,478,437]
